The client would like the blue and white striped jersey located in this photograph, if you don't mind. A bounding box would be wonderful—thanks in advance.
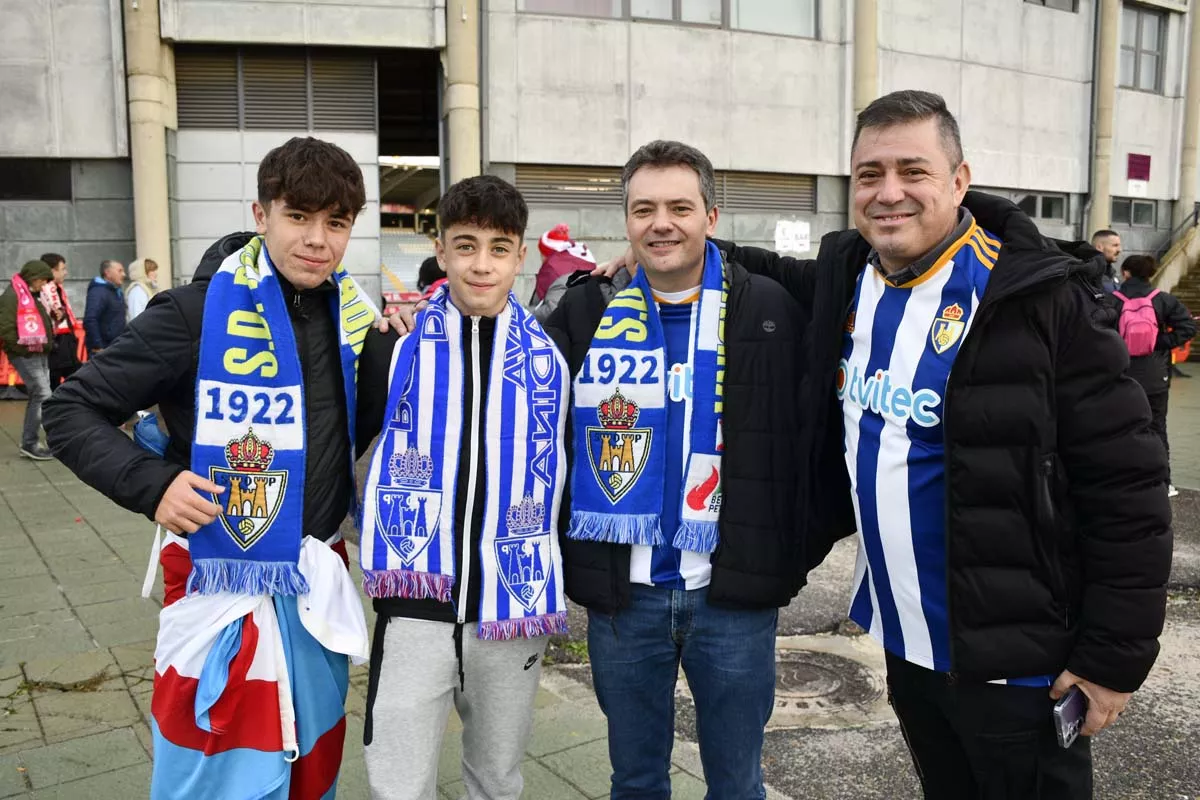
[840,220,1048,685]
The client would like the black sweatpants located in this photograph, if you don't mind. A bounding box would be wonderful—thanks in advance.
[1147,390,1170,483]
[885,652,1093,800]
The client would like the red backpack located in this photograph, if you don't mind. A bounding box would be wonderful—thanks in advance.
[1112,290,1161,357]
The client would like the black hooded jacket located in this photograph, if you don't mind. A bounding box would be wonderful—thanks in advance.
[1111,277,1196,395]
[44,233,383,539]
[720,191,1172,693]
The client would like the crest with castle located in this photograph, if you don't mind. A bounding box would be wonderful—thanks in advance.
[217,428,286,542]
[596,388,645,473]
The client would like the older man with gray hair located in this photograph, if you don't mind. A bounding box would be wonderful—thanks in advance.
[83,259,126,354]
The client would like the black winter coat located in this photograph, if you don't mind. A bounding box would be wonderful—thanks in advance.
[83,278,126,351]
[1112,277,1196,395]
[722,191,1172,692]
[45,233,388,540]
[544,258,806,613]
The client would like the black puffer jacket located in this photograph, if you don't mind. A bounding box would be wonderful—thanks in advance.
[44,233,379,540]
[722,191,1172,692]
[544,257,806,613]
[1111,276,1196,395]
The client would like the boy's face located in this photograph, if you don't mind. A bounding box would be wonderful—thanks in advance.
[435,223,526,318]
[253,198,355,290]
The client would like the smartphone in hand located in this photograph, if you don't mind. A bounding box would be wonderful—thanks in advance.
[1053,686,1088,748]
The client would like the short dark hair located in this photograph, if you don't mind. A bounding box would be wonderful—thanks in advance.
[417,256,443,290]
[622,140,716,212]
[257,137,366,218]
[853,90,963,167]
[41,253,65,268]
[437,175,528,237]
[1122,254,1156,280]
[1092,229,1120,242]
[99,259,118,276]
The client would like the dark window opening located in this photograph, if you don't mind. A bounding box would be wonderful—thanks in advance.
[0,159,73,201]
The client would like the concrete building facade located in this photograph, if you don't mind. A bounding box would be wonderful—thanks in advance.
[3,0,1200,306]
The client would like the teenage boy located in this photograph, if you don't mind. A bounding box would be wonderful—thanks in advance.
[544,141,805,798]
[44,136,394,799]
[359,175,571,800]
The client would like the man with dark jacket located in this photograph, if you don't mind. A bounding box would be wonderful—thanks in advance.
[83,259,126,354]
[1113,254,1196,497]
[545,141,805,798]
[43,137,402,799]
[712,91,1170,798]
[0,259,57,459]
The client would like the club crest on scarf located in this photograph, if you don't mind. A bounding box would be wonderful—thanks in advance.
[209,428,288,550]
[585,388,653,504]
[376,447,442,566]
[495,495,551,612]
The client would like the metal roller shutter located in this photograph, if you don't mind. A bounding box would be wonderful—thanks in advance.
[514,165,624,206]
[718,171,816,214]
[312,55,377,130]
[175,48,239,129]
[241,51,308,129]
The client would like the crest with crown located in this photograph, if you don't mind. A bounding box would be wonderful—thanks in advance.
[941,303,965,321]
[225,429,275,472]
[505,494,547,535]
[389,447,435,488]
[598,388,641,429]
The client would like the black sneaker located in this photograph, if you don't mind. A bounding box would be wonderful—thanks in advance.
[19,445,54,461]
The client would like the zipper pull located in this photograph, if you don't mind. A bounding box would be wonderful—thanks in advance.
[472,317,480,333]
[294,291,301,309]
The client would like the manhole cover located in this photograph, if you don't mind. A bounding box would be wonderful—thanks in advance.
[771,650,884,723]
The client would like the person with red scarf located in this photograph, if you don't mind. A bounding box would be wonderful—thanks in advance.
[39,253,82,387]
[0,259,56,459]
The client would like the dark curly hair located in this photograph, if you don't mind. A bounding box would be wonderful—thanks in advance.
[438,175,528,237]
[257,137,366,217]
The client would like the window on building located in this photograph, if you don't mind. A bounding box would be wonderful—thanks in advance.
[1120,4,1166,93]
[1024,0,1077,11]
[175,46,377,131]
[517,0,622,16]
[1112,197,1157,227]
[730,0,816,37]
[520,0,817,37]
[1014,192,1067,222]
[0,159,73,201]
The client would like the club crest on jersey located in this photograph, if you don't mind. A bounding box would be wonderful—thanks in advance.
[586,388,653,504]
[209,429,287,551]
[495,495,552,611]
[376,446,443,565]
[930,303,966,355]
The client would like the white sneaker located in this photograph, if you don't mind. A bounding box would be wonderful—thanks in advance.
[1168,485,1180,498]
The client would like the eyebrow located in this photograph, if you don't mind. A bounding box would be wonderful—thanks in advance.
[631,197,697,207]
[854,157,933,170]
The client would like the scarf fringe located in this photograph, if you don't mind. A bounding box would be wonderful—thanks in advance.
[477,611,569,641]
[362,569,454,602]
[187,559,310,597]
[568,511,663,546]
[672,520,720,555]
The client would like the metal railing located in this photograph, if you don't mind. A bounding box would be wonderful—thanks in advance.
[1154,207,1200,264]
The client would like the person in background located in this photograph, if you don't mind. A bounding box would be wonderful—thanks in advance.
[0,260,56,459]
[39,253,82,387]
[1091,229,1122,292]
[126,258,160,321]
[416,254,447,300]
[84,259,126,354]
[1112,254,1196,498]
[530,223,599,321]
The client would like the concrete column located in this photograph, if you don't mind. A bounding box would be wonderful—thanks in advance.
[445,0,481,184]
[853,0,878,118]
[1087,0,1121,237]
[1175,1,1200,229]
[124,0,174,288]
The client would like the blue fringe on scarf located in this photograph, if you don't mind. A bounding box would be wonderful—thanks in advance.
[477,611,569,641]
[568,511,663,546]
[187,559,310,597]
[672,520,720,554]
[361,569,453,602]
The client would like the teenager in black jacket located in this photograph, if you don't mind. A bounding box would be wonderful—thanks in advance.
[1112,254,1196,497]
[545,141,805,799]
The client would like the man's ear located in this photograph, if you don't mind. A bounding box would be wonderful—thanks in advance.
[252,201,269,235]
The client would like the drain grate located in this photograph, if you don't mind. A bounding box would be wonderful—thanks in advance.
[771,650,884,724]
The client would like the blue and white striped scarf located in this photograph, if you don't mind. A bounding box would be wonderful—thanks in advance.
[360,289,570,640]
[568,241,727,552]
[189,235,373,596]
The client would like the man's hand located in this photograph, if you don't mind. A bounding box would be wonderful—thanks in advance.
[155,471,225,535]
[592,247,636,280]
[1051,670,1132,736]
[376,308,416,336]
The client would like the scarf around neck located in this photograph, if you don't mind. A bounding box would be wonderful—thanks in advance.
[360,288,571,640]
[188,235,374,596]
[568,240,728,554]
[12,275,48,350]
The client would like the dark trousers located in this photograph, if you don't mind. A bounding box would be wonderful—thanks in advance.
[885,652,1092,800]
[1147,391,1170,483]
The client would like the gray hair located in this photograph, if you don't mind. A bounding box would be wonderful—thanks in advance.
[853,90,963,167]
[621,140,717,213]
[99,259,118,277]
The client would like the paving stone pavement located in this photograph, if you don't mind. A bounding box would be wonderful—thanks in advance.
[0,402,757,800]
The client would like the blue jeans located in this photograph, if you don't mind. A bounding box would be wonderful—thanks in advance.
[587,584,778,800]
[9,354,51,450]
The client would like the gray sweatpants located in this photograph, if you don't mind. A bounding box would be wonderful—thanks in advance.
[363,617,549,800]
